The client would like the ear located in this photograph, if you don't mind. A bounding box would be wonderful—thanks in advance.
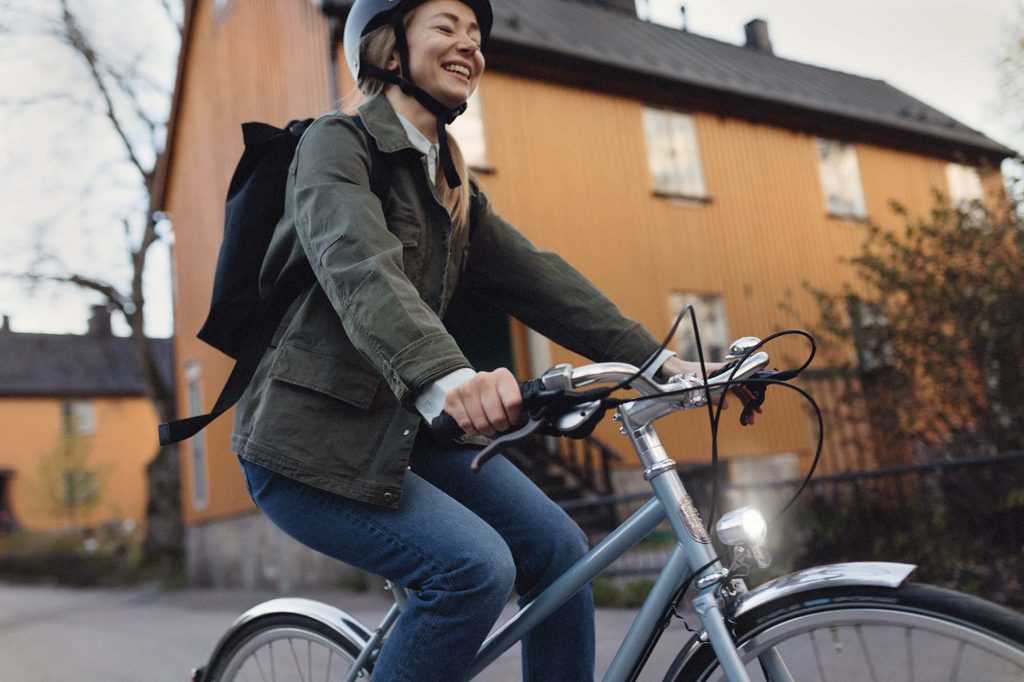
[386,49,400,73]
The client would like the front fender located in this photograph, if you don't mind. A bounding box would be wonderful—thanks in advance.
[733,561,917,619]
[665,562,917,681]
[201,598,374,677]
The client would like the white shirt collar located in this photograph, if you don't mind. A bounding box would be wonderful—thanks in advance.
[396,112,440,181]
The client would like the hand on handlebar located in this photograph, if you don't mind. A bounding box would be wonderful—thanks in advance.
[658,357,764,425]
[442,367,524,438]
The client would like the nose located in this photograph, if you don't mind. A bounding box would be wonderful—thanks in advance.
[456,35,479,56]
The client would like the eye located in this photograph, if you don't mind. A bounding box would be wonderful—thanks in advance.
[433,24,454,34]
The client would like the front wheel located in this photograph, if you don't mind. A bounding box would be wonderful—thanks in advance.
[666,583,1024,681]
[203,613,370,682]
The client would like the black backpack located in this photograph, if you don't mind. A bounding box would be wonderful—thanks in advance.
[158,116,390,446]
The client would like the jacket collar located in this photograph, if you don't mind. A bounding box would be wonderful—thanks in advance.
[358,95,425,155]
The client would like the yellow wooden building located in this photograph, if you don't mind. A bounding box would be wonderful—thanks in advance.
[154,0,1012,586]
[0,309,171,532]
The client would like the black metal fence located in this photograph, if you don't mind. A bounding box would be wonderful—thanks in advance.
[566,451,1024,608]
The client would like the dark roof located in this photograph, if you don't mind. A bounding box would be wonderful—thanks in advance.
[481,0,1014,160]
[317,0,1012,161]
[0,331,174,398]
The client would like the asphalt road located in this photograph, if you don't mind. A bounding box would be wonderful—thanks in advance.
[0,581,692,681]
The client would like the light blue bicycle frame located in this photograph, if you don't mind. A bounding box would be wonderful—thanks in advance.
[344,361,768,682]
[345,426,753,682]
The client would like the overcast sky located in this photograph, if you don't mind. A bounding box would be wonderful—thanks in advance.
[1,0,1020,338]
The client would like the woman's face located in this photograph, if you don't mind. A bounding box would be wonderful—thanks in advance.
[399,0,486,109]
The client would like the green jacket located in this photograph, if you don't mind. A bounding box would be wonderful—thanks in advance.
[232,95,661,507]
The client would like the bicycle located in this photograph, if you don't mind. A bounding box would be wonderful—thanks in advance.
[192,334,1024,681]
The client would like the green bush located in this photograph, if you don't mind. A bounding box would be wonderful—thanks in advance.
[592,576,656,608]
[0,525,142,587]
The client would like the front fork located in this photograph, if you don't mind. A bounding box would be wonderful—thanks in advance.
[626,420,794,682]
[626,422,749,681]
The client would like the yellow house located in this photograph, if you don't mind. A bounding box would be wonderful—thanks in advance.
[154,0,1012,586]
[0,308,171,532]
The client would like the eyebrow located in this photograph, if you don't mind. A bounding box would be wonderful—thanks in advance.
[429,11,481,34]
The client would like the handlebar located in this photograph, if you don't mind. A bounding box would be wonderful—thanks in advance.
[429,347,775,472]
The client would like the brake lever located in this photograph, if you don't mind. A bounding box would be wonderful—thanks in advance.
[739,370,782,426]
[470,415,547,473]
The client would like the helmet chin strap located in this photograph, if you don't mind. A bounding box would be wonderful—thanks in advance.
[362,14,468,189]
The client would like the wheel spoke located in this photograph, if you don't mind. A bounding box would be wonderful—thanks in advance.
[855,624,879,682]
[254,644,270,682]
[288,637,307,682]
[948,640,966,682]
[809,630,826,682]
[905,627,913,682]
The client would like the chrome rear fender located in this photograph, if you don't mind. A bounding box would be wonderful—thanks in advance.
[204,598,374,667]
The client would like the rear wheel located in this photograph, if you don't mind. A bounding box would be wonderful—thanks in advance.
[204,613,370,682]
[666,583,1024,681]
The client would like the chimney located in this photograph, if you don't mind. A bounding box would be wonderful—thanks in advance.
[744,18,773,55]
[1,315,10,333]
[87,305,112,336]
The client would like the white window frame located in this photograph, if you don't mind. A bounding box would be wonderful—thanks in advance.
[945,163,984,207]
[185,361,209,511]
[642,108,708,200]
[668,292,730,362]
[448,87,490,171]
[817,138,867,220]
[61,400,96,436]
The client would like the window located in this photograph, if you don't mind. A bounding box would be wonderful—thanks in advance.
[668,293,729,362]
[946,163,983,206]
[448,88,490,170]
[817,139,867,219]
[60,400,96,436]
[185,361,209,510]
[643,108,708,199]
[847,298,894,372]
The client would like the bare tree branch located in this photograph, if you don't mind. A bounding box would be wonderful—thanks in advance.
[56,0,152,188]
[3,270,131,313]
[155,0,182,33]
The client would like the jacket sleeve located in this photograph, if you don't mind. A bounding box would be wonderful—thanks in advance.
[291,115,470,403]
[462,186,663,369]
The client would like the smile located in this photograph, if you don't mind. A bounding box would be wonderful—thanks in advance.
[442,63,471,80]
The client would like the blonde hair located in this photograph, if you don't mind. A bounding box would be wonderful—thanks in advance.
[343,20,473,240]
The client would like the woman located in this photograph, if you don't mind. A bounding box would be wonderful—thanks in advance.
[233,1,735,679]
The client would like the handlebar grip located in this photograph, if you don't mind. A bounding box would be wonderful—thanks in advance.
[428,379,542,442]
[429,410,464,442]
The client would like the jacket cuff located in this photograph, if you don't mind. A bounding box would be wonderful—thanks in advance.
[386,332,472,404]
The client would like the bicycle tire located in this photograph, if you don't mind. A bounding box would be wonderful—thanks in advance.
[204,613,370,682]
[665,583,1024,681]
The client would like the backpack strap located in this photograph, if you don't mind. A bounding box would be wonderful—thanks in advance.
[158,117,392,446]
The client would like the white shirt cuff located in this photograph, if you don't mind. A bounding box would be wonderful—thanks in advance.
[414,368,477,422]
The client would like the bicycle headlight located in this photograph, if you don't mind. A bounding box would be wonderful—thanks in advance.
[715,506,767,547]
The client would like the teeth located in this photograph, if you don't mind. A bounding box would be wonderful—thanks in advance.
[443,64,470,78]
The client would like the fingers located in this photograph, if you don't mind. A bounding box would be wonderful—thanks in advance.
[444,368,522,437]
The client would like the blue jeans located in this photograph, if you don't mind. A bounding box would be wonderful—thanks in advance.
[239,442,595,682]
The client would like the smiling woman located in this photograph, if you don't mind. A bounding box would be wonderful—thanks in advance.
[228,1,729,680]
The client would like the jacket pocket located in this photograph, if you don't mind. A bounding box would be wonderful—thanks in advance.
[269,343,380,409]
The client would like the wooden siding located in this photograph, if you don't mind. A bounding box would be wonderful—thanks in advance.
[0,397,156,530]
[166,0,337,526]
[167,7,976,524]
[473,72,952,476]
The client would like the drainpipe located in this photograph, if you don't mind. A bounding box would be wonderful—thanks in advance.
[316,1,351,105]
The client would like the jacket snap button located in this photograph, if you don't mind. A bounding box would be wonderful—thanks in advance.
[383,492,394,502]
[403,429,410,436]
